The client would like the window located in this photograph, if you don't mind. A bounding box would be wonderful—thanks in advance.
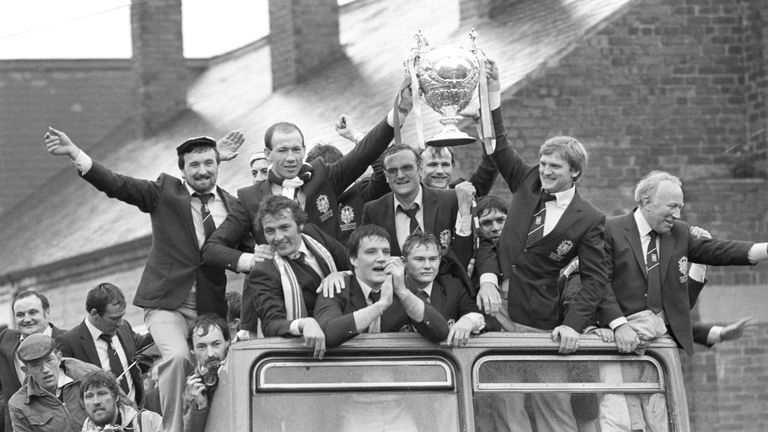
[252,356,459,432]
[472,355,670,432]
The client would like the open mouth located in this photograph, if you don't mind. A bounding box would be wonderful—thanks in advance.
[372,265,386,273]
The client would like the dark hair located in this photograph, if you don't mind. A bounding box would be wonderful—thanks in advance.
[188,314,230,347]
[420,146,455,166]
[80,369,122,401]
[474,195,508,219]
[176,138,220,170]
[86,283,126,316]
[255,195,308,232]
[381,144,421,169]
[306,143,343,164]
[12,290,50,312]
[225,292,241,323]
[346,224,391,258]
[402,232,440,258]
[264,122,304,150]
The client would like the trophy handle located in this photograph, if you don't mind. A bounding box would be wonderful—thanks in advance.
[470,29,496,154]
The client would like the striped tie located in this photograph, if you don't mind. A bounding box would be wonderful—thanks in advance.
[646,231,663,313]
[526,192,556,246]
[193,192,216,240]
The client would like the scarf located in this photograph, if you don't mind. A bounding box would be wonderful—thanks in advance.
[268,165,313,199]
[274,233,337,320]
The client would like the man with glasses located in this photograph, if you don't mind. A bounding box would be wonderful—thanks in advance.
[361,144,472,258]
[8,334,101,432]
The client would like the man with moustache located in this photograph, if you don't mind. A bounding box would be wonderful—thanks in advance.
[249,151,269,183]
[0,291,67,432]
[80,370,163,432]
[313,225,449,348]
[45,128,245,432]
[241,196,348,356]
[9,334,101,432]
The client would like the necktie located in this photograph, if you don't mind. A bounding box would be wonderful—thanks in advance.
[398,204,422,235]
[294,252,322,289]
[368,290,381,303]
[526,191,556,246]
[99,334,130,395]
[646,231,663,313]
[416,289,430,304]
[192,192,216,240]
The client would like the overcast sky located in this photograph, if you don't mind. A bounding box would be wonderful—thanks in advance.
[0,0,269,59]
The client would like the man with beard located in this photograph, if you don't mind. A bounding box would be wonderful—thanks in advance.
[182,315,231,432]
[45,128,246,432]
[80,370,162,432]
[9,334,101,432]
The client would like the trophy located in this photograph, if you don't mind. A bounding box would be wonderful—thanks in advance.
[405,30,493,149]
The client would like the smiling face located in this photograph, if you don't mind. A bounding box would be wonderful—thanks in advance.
[538,152,578,193]
[261,210,303,258]
[83,385,118,427]
[384,150,421,202]
[420,149,453,189]
[350,236,391,288]
[640,180,684,234]
[404,243,440,288]
[266,130,306,180]
[181,148,219,194]
[13,296,50,337]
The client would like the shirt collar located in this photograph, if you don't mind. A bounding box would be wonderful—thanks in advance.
[185,182,219,199]
[355,276,379,302]
[19,324,53,342]
[548,186,575,208]
[634,208,654,237]
[420,282,434,297]
[393,185,424,211]
[291,239,310,260]
[84,317,106,342]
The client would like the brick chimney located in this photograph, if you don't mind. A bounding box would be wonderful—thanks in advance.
[130,0,188,136]
[269,0,342,91]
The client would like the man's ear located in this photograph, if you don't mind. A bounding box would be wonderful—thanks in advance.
[233,318,241,331]
[55,351,63,361]
[20,364,27,374]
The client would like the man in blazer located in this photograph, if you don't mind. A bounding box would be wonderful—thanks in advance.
[361,144,470,257]
[45,128,245,432]
[596,170,768,355]
[475,63,608,353]
[314,225,449,348]
[202,92,411,275]
[242,196,349,359]
[0,291,67,432]
[57,283,153,407]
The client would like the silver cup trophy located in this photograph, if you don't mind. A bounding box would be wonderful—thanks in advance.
[406,30,483,147]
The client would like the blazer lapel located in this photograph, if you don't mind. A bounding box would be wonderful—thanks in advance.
[421,187,439,235]
[79,321,101,365]
[623,213,647,280]
[348,276,369,311]
[429,281,446,314]
[177,183,201,247]
[658,230,675,283]
[541,191,583,242]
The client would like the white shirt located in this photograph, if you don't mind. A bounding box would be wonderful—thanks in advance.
[184,183,228,249]
[393,187,425,249]
[543,186,576,236]
[85,318,136,402]
[357,277,383,333]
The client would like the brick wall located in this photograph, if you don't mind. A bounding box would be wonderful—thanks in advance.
[682,322,768,431]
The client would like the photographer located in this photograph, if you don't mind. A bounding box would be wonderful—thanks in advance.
[81,370,162,432]
[182,315,230,432]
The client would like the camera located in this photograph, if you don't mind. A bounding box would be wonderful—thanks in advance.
[199,360,221,388]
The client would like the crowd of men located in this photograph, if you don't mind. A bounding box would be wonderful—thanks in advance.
[0,60,759,432]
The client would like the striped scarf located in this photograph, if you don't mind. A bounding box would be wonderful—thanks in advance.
[273,233,338,320]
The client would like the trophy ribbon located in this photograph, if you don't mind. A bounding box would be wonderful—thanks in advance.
[473,46,496,154]
[407,56,426,149]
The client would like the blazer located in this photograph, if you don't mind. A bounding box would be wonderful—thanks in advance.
[336,156,389,244]
[475,108,608,332]
[82,160,243,318]
[243,224,350,336]
[425,276,481,323]
[313,274,450,348]
[598,212,753,355]
[56,320,153,406]
[361,186,461,257]
[201,116,394,271]
[0,325,66,432]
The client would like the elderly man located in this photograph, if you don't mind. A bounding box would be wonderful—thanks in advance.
[45,128,246,432]
[0,291,67,432]
[314,225,449,348]
[80,370,163,432]
[599,170,768,355]
[242,195,349,357]
[8,334,101,432]
[182,315,231,432]
[57,283,153,407]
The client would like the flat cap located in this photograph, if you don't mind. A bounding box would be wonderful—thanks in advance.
[249,150,267,165]
[176,136,217,156]
[17,333,55,363]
